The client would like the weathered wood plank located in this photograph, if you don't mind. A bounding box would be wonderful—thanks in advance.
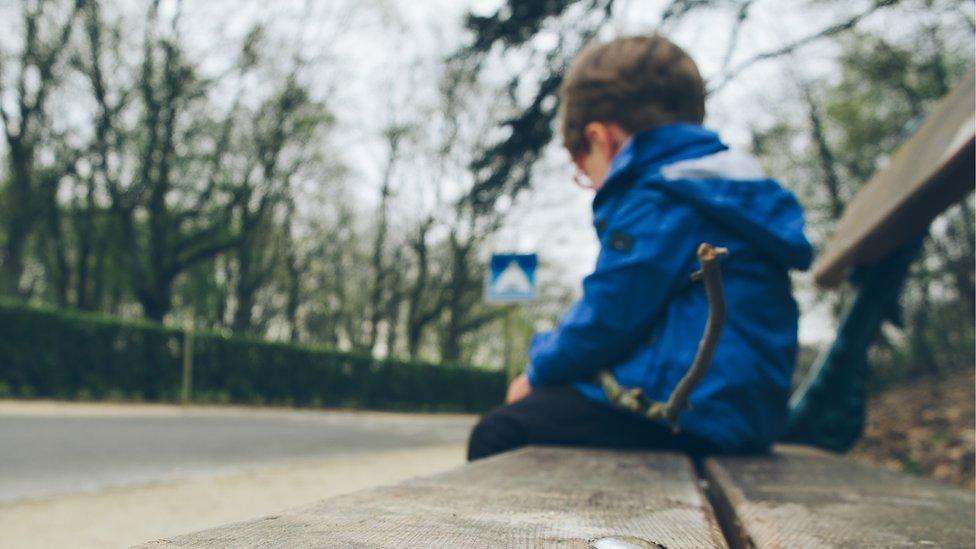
[140,446,727,548]
[812,68,975,287]
[703,445,975,548]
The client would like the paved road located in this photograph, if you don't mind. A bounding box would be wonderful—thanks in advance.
[0,404,475,503]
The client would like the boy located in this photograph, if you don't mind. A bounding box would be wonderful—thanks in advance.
[468,35,813,461]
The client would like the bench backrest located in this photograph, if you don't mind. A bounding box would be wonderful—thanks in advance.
[812,68,975,287]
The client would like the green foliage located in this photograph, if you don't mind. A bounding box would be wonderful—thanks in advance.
[466,73,562,215]
[0,300,506,412]
[458,0,612,215]
[824,30,974,384]
[755,20,975,386]
[826,31,970,185]
[463,0,584,52]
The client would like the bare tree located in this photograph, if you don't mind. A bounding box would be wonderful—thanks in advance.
[404,216,445,359]
[358,124,407,352]
[0,0,86,296]
[79,1,250,320]
[229,70,325,334]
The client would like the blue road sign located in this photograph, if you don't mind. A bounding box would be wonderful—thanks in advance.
[486,253,537,303]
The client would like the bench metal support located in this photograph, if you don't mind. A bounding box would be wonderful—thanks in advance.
[784,234,925,452]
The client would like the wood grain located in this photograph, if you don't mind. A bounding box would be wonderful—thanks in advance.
[812,68,975,287]
[703,445,976,548]
[139,446,726,548]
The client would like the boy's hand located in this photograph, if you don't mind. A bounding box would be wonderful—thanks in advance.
[505,373,532,404]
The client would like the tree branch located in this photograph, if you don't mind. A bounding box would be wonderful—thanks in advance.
[171,234,241,278]
[719,0,753,74]
[709,0,902,95]
[599,243,728,432]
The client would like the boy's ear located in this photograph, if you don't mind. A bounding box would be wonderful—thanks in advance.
[583,122,613,152]
[584,122,629,156]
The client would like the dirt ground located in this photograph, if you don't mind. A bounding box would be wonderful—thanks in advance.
[0,443,467,549]
[851,368,975,490]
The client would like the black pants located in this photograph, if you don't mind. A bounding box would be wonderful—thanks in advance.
[467,385,719,461]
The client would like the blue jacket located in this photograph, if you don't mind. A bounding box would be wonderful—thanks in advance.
[526,123,813,452]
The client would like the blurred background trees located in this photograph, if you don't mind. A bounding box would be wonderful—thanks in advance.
[750,16,975,385]
[0,0,972,384]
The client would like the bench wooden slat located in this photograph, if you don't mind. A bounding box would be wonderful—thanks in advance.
[703,445,975,548]
[141,446,727,548]
[812,69,975,287]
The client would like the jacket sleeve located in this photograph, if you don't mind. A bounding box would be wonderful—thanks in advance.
[526,192,702,387]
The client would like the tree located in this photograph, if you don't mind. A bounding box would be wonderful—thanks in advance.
[78,2,267,321]
[360,124,408,352]
[404,215,442,359]
[229,71,329,334]
[461,0,973,378]
[455,0,918,212]
[0,0,86,297]
[753,13,974,382]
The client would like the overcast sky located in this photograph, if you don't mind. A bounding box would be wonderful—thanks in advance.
[5,0,963,344]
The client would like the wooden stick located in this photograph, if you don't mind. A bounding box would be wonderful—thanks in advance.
[662,243,728,426]
[599,243,729,432]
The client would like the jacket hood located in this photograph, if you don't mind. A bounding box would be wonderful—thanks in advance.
[596,124,814,270]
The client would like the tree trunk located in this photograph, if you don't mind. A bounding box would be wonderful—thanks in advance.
[3,143,34,297]
[803,84,844,220]
[74,178,98,310]
[383,248,404,357]
[284,227,302,342]
[141,286,172,322]
[406,218,437,359]
[440,233,470,363]
[231,217,256,334]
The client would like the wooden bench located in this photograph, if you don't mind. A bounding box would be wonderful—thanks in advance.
[141,71,975,548]
[705,446,975,547]
[784,68,975,451]
[141,445,972,548]
[142,447,726,548]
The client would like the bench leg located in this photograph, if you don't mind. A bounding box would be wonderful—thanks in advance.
[783,235,924,451]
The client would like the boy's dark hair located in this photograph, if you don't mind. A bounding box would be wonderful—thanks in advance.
[559,35,706,155]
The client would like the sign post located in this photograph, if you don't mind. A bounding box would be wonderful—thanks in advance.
[181,325,194,407]
[486,253,538,381]
[503,304,518,381]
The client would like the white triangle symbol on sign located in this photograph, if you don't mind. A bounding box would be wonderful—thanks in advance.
[494,260,532,294]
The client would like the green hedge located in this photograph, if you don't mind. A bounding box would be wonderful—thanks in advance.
[0,301,505,413]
